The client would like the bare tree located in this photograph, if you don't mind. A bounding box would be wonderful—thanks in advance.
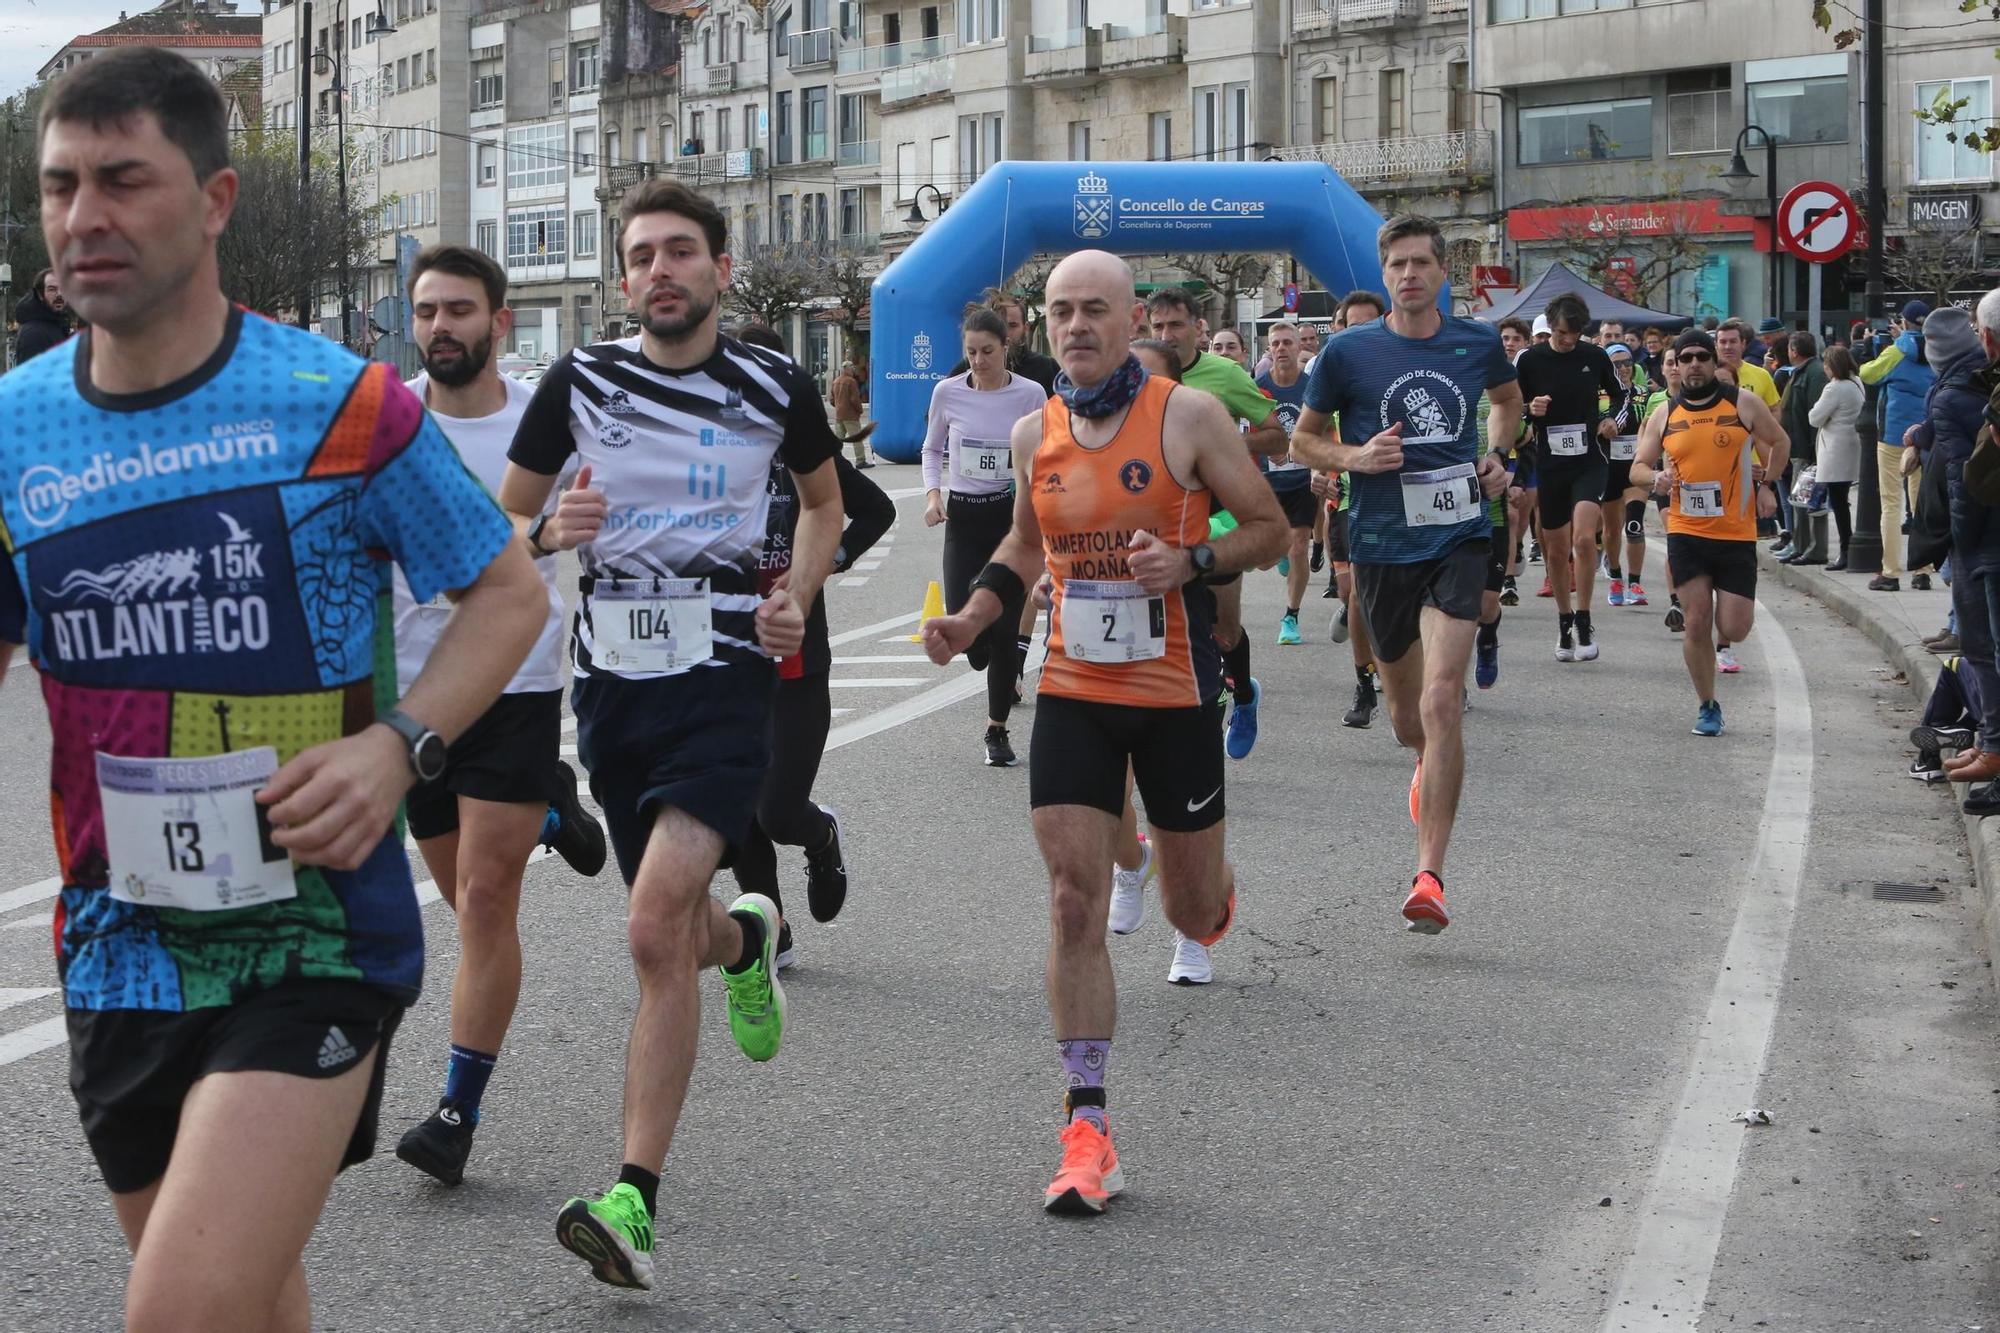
[214,132,375,323]
[1529,201,1711,311]
[1886,204,1987,307]
[1165,251,1277,329]
[817,241,880,371]
[727,243,819,332]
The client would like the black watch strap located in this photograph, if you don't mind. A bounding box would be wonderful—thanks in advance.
[526,513,555,557]
[380,708,446,781]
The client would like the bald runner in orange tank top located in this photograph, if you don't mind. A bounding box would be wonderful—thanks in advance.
[1033,374,1222,709]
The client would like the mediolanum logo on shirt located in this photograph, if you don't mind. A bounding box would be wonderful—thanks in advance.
[20,427,282,529]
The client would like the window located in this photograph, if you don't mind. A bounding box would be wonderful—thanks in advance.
[804,86,829,159]
[1069,121,1091,160]
[717,112,732,154]
[396,57,409,93]
[745,104,759,147]
[574,211,598,257]
[1149,112,1172,160]
[738,21,748,59]
[478,141,498,184]
[1380,69,1407,139]
[573,128,595,173]
[703,27,714,66]
[922,5,940,38]
[776,91,794,162]
[1918,78,1995,183]
[1668,89,1729,155]
[506,123,567,189]
[896,140,918,201]
[779,194,796,243]
[476,219,499,258]
[1518,97,1653,164]
[1195,82,1250,160]
[840,186,862,238]
[839,92,866,148]
[986,112,1004,168]
[426,48,436,84]
[1195,86,1220,160]
[634,127,649,161]
[930,135,952,190]
[550,47,566,109]
[1490,0,1558,16]
[573,41,599,91]
[1449,62,1471,135]
[474,59,503,108]
[1746,57,1849,144]
[1315,77,1338,143]
[351,16,362,47]
[690,110,706,151]
[605,127,621,163]
[506,205,569,269]
[959,0,1003,45]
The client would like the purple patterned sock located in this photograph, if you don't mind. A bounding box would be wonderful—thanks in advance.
[1059,1038,1111,1132]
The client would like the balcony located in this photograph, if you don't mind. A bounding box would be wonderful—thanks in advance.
[1270,130,1495,189]
[1338,0,1425,22]
[880,53,952,105]
[835,138,880,169]
[789,27,833,69]
[1023,28,1101,85]
[595,160,654,203]
[668,147,766,185]
[704,62,735,92]
[835,34,950,84]
[1295,0,1335,33]
[1102,13,1184,71]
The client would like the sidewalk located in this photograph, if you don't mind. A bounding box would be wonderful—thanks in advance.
[1757,548,2000,970]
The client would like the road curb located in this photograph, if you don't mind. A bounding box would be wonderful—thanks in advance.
[1757,550,2000,972]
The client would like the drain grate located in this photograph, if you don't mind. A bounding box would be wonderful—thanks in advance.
[1872,882,1947,904]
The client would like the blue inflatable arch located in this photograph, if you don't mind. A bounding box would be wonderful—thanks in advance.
[868,160,1396,462]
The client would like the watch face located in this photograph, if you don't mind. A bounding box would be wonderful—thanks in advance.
[415,733,448,781]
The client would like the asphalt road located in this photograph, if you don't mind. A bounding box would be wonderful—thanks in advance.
[2,464,1996,1332]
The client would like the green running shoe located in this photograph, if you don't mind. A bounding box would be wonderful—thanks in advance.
[722,892,786,1062]
[556,1182,655,1290]
[1276,612,1303,646]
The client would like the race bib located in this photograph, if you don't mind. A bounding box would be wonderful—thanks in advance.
[98,748,295,913]
[1061,580,1166,664]
[1401,463,1482,528]
[1678,480,1724,518]
[1268,454,1308,474]
[591,579,714,675]
[1610,435,1638,462]
[956,438,1013,483]
[420,587,454,612]
[1548,424,1588,457]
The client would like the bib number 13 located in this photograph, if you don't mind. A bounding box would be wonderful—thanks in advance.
[162,820,206,873]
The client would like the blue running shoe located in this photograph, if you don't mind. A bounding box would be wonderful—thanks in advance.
[1692,700,1723,737]
[1277,555,1291,577]
[1475,639,1499,690]
[1225,678,1262,760]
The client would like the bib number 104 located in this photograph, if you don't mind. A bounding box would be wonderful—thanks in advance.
[623,605,677,644]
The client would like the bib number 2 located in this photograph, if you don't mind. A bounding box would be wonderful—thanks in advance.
[1062,580,1167,663]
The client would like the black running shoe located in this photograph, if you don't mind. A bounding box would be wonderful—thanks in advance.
[803,804,848,923]
[1342,680,1376,729]
[1310,540,1325,573]
[1664,603,1685,634]
[1499,576,1520,607]
[1911,724,1974,754]
[985,725,1018,767]
[396,1101,477,1185]
[774,921,797,970]
[1321,579,1339,599]
[1909,750,1946,783]
[1913,573,1933,590]
[544,762,607,877]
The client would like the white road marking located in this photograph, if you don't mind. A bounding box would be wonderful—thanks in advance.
[0,988,56,1011]
[883,486,929,500]
[830,654,934,665]
[0,1017,65,1067]
[0,878,61,915]
[854,561,883,571]
[1,915,48,932]
[826,662,1040,753]
[560,742,578,757]
[838,576,869,587]
[1599,605,1813,1331]
[828,678,927,689]
[828,611,919,646]
[832,708,854,717]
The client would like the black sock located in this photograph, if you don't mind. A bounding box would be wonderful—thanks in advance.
[1287,605,1300,618]
[1608,566,1622,580]
[1016,634,1032,659]
[1355,662,1373,686]
[725,908,766,973]
[618,1163,661,1218]
[1560,611,1575,631]
[1224,633,1253,705]
[1477,619,1499,648]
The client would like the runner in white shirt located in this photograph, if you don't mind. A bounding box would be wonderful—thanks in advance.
[388,246,608,1187]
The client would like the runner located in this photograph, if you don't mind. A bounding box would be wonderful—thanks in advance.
[924,306,1049,765]
[922,251,1285,1213]
[1631,329,1788,736]
[1210,328,1249,369]
[1256,321,1315,645]
[0,49,548,1327]
[728,321,894,970]
[1291,214,1521,934]
[1514,293,1622,662]
[1598,342,1649,609]
[1145,286,1287,759]
[390,244,611,1187]
[499,177,843,1290]
[1496,316,1535,606]
[1642,349,1690,632]
[1326,290,1388,729]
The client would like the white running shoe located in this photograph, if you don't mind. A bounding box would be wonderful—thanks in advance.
[1717,645,1741,674]
[1168,931,1213,985]
[1108,835,1155,935]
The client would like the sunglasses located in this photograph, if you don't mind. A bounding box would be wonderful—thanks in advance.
[1677,350,1715,364]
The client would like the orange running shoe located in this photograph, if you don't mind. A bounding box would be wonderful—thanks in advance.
[1409,758,1422,826]
[1194,888,1235,948]
[1402,871,1449,935]
[1536,576,1554,598]
[1044,1117,1125,1215]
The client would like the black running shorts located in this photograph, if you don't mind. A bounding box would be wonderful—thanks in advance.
[1484,541,1507,594]
[68,980,402,1194]
[1352,538,1491,665]
[405,689,563,841]
[1272,484,1317,531]
[574,661,777,882]
[1326,508,1351,565]
[1538,461,1609,529]
[1029,693,1225,833]
[1601,458,1637,504]
[1667,533,1758,602]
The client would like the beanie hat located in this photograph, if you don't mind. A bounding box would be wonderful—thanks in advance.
[1922,305,1980,369]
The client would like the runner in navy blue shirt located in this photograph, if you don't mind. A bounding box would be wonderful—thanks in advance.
[1255,320,1315,644]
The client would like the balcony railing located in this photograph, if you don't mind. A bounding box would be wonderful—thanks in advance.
[668,147,766,184]
[789,27,833,68]
[835,138,881,168]
[1270,130,1494,185]
[880,54,952,104]
[1295,0,1335,32]
[704,62,735,92]
[835,34,951,75]
[596,161,655,201]
[1102,12,1184,67]
[1024,27,1101,83]
[1338,0,1425,20]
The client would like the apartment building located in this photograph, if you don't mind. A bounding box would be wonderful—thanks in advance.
[592,0,683,329]
[44,1,261,87]
[464,0,607,362]
[1887,0,2000,310]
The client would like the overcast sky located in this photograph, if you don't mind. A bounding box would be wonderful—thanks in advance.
[2,1,158,104]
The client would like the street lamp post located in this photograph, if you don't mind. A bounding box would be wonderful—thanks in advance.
[1720,125,1782,321]
[902,182,950,229]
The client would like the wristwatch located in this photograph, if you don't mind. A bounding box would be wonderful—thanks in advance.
[1188,543,1217,583]
[380,708,448,783]
[525,513,556,557]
